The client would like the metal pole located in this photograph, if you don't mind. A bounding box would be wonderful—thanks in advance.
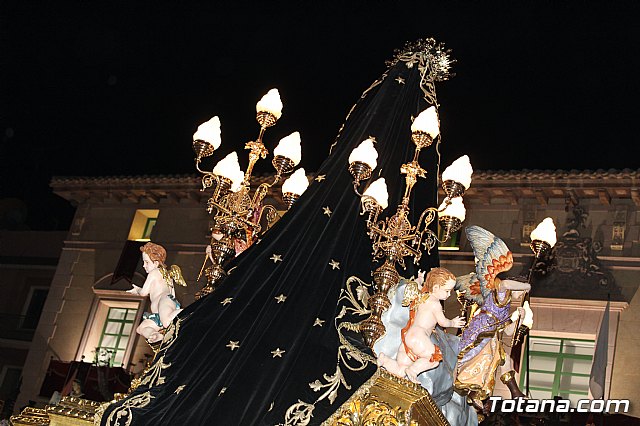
[526,333,530,397]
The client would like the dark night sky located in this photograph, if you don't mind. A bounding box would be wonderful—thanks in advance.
[1,1,639,230]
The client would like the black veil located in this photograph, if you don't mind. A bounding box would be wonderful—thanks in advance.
[100,39,454,425]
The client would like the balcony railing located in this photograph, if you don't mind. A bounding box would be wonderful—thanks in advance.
[0,313,39,341]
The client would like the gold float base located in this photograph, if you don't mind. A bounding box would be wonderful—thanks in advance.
[324,369,450,426]
[10,397,100,426]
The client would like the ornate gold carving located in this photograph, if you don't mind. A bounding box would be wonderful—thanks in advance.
[104,392,154,426]
[139,355,171,388]
[279,277,376,425]
[324,370,450,426]
[7,396,104,426]
[10,406,50,425]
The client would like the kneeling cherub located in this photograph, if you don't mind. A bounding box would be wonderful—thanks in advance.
[378,267,465,383]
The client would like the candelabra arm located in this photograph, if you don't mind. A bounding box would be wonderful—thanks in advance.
[250,183,270,212]
[415,206,439,233]
[201,173,228,198]
[437,197,452,212]
[256,125,267,145]
[353,181,365,197]
[195,158,210,175]
[255,204,281,232]
[270,174,282,187]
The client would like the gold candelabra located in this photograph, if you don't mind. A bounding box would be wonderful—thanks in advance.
[349,108,472,347]
[192,90,307,299]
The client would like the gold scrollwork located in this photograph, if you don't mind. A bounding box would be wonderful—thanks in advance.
[104,392,154,426]
[139,355,171,388]
[331,396,414,426]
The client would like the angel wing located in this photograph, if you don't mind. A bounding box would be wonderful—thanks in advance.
[465,225,513,298]
[454,272,485,305]
[169,265,187,287]
[401,277,421,307]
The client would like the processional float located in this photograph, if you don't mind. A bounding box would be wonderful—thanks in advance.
[13,39,559,426]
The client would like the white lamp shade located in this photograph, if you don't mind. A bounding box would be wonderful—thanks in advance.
[363,178,389,209]
[510,309,520,323]
[523,301,534,328]
[274,131,302,166]
[193,116,222,149]
[411,106,440,138]
[256,88,283,119]
[439,197,466,221]
[348,138,378,169]
[530,217,557,247]
[282,168,309,196]
[442,155,473,189]
[212,152,244,191]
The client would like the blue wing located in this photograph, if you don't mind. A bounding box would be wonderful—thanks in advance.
[454,272,485,305]
[464,225,513,298]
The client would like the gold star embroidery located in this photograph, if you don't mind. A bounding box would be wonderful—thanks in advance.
[395,76,405,84]
[323,206,332,217]
[315,174,326,182]
[219,387,227,395]
[270,254,283,263]
[271,348,286,358]
[275,294,287,303]
[313,318,325,327]
[226,341,240,351]
[329,259,340,270]
[368,136,377,143]
[221,298,233,306]
[174,385,186,394]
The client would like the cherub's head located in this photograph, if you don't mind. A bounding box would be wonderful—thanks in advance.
[422,267,456,301]
[140,242,166,273]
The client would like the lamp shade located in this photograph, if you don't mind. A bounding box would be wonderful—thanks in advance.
[439,197,466,221]
[282,168,309,196]
[348,138,378,169]
[442,155,473,189]
[193,116,222,149]
[212,152,244,192]
[274,131,302,166]
[256,88,283,119]
[523,301,534,328]
[411,106,440,138]
[363,178,389,209]
[530,217,557,247]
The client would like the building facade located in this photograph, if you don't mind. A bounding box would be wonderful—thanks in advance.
[11,168,640,418]
[0,230,65,418]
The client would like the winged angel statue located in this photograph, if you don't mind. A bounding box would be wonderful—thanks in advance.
[454,226,531,413]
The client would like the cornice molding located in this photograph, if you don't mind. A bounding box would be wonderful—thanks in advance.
[50,169,640,206]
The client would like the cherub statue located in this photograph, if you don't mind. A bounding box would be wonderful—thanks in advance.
[127,242,187,343]
[378,267,465,383]
[454,226,531,413]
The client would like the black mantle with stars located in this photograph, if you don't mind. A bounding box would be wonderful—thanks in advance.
[101,42,447,425]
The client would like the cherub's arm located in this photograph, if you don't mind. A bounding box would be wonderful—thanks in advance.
[126,285,142,295]
[138,269,163,297]
[433,304,465,328]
